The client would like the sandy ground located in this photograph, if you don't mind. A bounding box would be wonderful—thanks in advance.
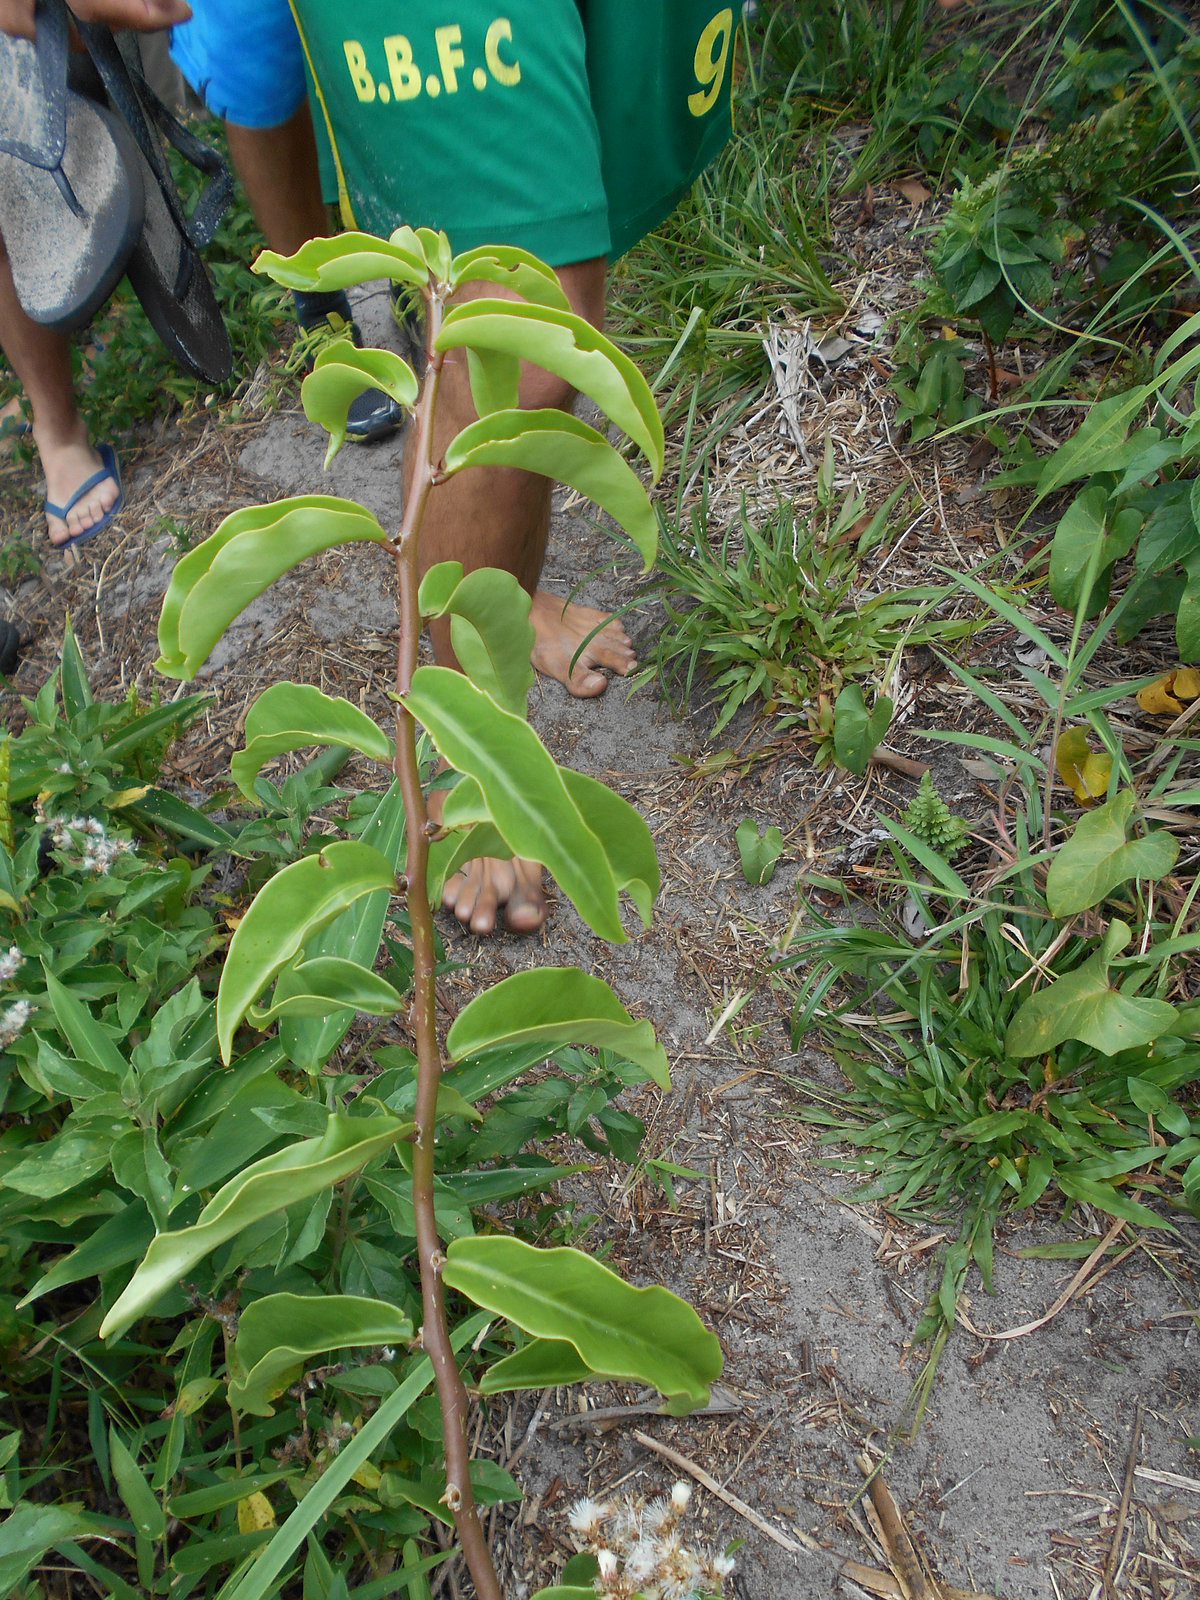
[2,274,1198,1599]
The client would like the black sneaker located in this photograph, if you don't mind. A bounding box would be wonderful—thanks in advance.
[290,292,406,446]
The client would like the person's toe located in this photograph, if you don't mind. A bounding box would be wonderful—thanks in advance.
[569,664,610,697]
[504,862,548,931]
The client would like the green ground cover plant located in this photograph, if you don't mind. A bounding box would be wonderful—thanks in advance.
[781,563,1200,1427]
[1,231,727,1600]
[641,458,969,762]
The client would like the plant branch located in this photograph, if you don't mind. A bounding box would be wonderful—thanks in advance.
[391,287,505,1600]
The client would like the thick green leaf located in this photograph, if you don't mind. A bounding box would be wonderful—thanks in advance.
[1179,546,1200,661]
[124,787,237,851]
[1049,486,1116,612]
[0,1504,103,1593]
[833,684,893,776]
[21,1201,154,1306]
[215,1312,490,1600]
[157,497,388,680]
[217,841,398,1061]
[412,225,452,280]
[232,683,392,803]
[447,968,669,1088]
[417,563,535,716]
[1006,923,1178,1058]
[437,299,663,476]
[1055,1170,1171,1231]
[1047,791,1180,916]
[558,768,659,927]
[478,1337,592,1394]
[301,341,417,465]
[735,818,785,885]
[110,1430,165,1539]
[1035,388,1153,501]
[444,410,658,572]
[281,781,407,1072]
[59,618,93,715]
[442,1237,721,1410]
[406,667,627,940]
[44,968,127,1079]
[252,231,427,292]
[449,245,572,310]
[247,956,405,1027]
[100,1113,412,1340]
[5,1128,116,1197]
[229,1293,413,1416]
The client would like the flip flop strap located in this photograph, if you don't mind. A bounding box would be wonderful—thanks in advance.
[74,18,232,256]
[44,457,114,520]
[0,0,71,172]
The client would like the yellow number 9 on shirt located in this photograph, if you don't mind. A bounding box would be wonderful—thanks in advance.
[688,7,733,117]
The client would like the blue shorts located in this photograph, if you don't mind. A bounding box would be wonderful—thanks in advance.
[169,0,306,128]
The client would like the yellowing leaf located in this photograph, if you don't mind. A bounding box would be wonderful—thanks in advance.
[108,786,151,807]
[1138,666,1200,716]
[1054,726,1113,804]
[1137,676,1185,716]
[237,1492,276,1533]
[352,1462,382,1491]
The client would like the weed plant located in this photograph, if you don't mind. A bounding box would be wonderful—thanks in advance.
[0,631,659,1596]
[641,470,966,748]
[781,568,1200,1425]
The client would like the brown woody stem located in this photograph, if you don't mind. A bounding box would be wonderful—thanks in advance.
[391,286,505,1600]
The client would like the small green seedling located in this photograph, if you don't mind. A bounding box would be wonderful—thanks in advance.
[735,817,785,885]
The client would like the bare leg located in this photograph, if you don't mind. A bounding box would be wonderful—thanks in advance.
[0,235,116,545]
[412,257,636,934]
[223,104,330,254]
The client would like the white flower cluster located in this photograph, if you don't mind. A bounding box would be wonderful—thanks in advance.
[50,815,137,875]
[568,1482,735,1600]
[0,998,34,1047]
[0,945,24,981]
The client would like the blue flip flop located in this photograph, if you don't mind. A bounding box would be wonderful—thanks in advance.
[45,442,123,548]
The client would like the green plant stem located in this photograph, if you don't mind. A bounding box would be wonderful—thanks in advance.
[391,290,504,1600]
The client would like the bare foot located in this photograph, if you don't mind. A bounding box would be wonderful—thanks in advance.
[38,428,119,547]
[530,589,636,697]
[427,779,549,935]
[442,853,548,935]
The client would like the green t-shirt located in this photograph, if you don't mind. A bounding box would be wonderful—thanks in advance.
[291,0,737,262]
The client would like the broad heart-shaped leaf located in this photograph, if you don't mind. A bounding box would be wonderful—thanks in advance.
[443,1237,721,1411]
[444,410,658,572]
[449,244,573,311]
[833,684,893,776]
[232,682,393,802]
[157,497,388,680]
[282,781,407,1073]
[446,968,670,1088]
[99,1113,413,1340]
[1047,790,1180,916]
[228,1292,413,1416]
[1006,929,1178,1059]
[301,341,418,466]
[1179,546,1200,661]
[477,1337,593,1394]
[735,818,785,885]
[1049,485,1140,613]
[217,841,398,1062]
[417,562,535,716]
[1035,387,1153,501]
[437,299,663,477]
[247,955,404,1027]
[252,231,427,292]
[406,666,640,942]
